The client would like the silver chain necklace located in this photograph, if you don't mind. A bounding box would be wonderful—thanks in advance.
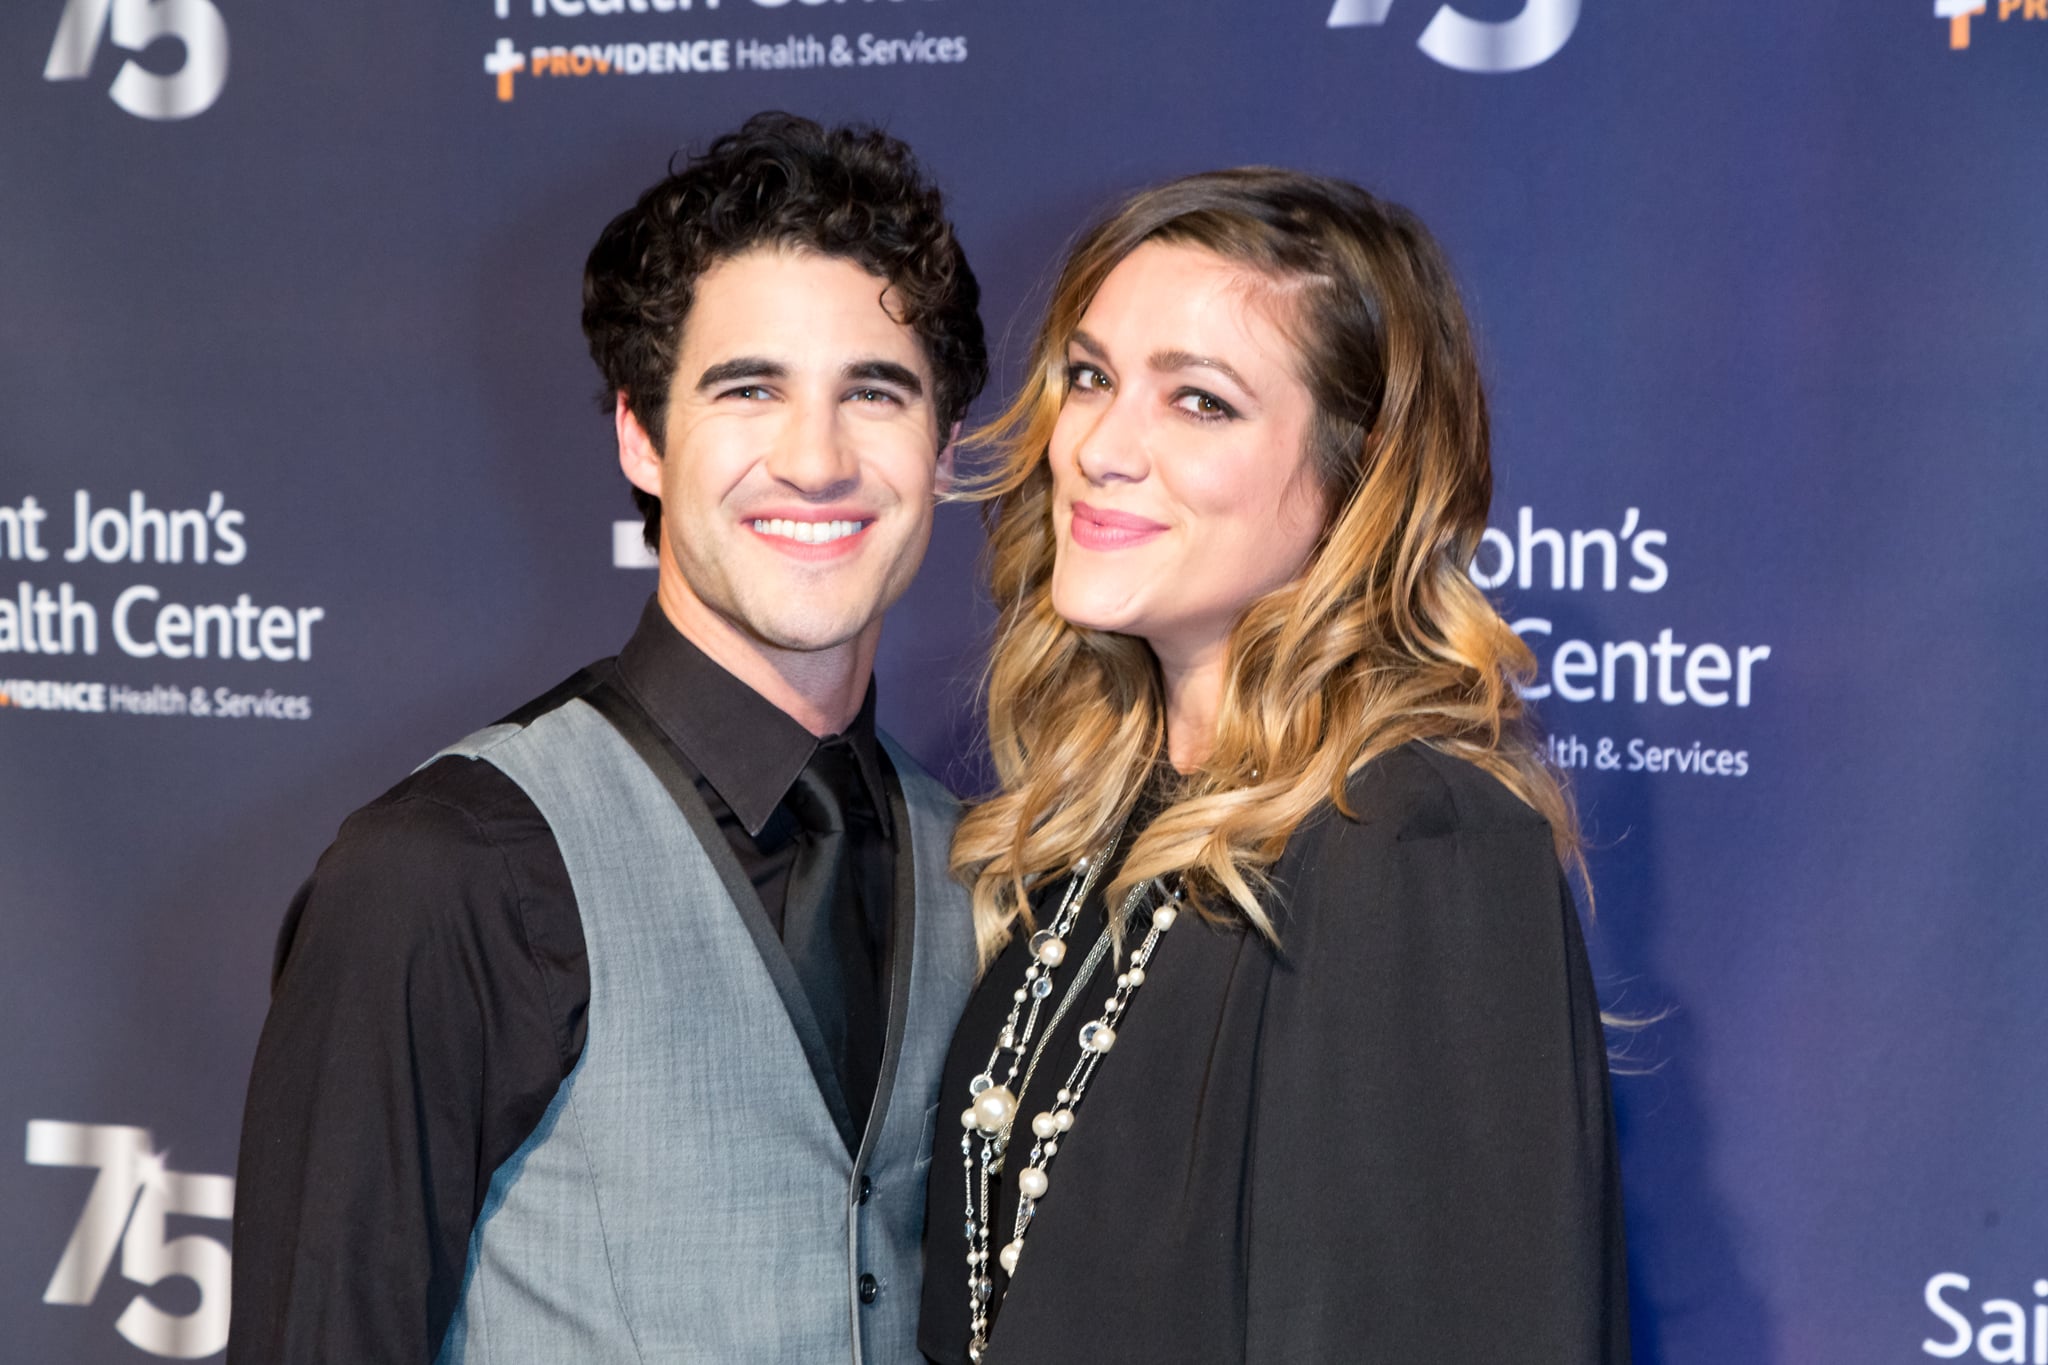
[957,840,1183,1362]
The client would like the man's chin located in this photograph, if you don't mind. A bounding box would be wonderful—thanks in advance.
[731,600,883,657]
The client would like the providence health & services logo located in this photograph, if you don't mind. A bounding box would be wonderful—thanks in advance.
[481,0,968,103]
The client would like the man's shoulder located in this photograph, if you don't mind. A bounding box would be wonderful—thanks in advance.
[328,664,612,865]
[349,752,543,842]
[490,663,609,731]
[877,730,963,819]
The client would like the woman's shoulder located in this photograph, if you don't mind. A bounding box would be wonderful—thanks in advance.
[1269,740,1565,953]
[1300,738,1553,850]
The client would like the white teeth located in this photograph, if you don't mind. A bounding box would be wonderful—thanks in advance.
[751,518,865,544]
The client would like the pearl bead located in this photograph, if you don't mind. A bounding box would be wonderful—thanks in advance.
[1012,989,1026,1003]
[1153,905,1177,930]
[1056,1088,1072,1103]
[1127,966,1145,986]
[972,1085,1017,1133]
[1031,1112,1057,1139]
[1053,1109,1074,1131]
[960,1107,979,1130]
[1036,938,1066,967]
[1017,1167,1049,1199]
[998,1239,1024,1275]
[1078,1020,1116,1053]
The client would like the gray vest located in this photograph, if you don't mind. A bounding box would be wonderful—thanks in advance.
[429,696,975,1365]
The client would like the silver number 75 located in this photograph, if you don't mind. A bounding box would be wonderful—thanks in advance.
[26,1121,235,1361]
[1328,0,1581,74]
[43,0,230,121]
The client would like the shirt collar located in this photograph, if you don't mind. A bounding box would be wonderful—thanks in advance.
[614,597,892,839]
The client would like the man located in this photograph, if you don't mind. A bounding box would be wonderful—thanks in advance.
[229,112,987,1364]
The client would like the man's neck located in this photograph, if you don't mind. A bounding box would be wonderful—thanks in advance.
[653,576,875,739]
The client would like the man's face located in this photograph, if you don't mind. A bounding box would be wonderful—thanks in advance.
[621,247,950,662]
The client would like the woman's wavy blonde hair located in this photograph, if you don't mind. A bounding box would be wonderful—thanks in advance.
[952,168,1579,970]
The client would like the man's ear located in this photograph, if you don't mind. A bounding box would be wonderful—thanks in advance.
[617,393,663,498]
[934,421,962,497]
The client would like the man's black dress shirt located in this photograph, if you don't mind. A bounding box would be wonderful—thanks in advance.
[229,599,898,1365]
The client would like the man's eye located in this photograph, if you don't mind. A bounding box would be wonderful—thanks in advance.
[724,385,770,401]
[850,388,897,404]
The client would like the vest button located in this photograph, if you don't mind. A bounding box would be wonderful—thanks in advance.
[857,1175,872,1206]
[858,1273,880,1304]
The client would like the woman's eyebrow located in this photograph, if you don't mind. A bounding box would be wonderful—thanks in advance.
[1150,349,1257,401]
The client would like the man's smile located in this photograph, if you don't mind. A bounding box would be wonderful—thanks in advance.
[748,516,873,545]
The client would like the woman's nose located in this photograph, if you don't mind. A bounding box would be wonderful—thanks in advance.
[1062,397,1148,486]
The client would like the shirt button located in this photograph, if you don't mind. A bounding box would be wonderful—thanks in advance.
[858,1273,880,1304]
[857,1176,872,1206]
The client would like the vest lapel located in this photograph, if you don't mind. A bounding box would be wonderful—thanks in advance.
[585,680,860,1154]
[851,748,921,1172]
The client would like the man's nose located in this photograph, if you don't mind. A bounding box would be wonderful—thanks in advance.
[763,397,860,497]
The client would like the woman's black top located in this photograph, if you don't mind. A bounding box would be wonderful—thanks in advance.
[918,741,1629,1364]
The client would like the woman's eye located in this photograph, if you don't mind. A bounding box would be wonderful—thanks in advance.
[1174,389,1236,421]
[1065,362,1110,393]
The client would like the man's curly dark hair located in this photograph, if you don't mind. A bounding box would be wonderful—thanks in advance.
[583,111,988,550]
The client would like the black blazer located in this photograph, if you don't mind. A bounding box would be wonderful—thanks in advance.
[921,741,1629,1364]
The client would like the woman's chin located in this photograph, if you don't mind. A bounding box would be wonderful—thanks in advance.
[1050,586,1142,639]
[1058,610,1129,636]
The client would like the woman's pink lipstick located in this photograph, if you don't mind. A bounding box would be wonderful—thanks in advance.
[1068,500,1168,551]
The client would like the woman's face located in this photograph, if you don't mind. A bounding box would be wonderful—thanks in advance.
[1048,241,1328,673]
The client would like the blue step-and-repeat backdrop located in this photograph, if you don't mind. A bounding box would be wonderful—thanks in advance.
[3,1,2043,1361]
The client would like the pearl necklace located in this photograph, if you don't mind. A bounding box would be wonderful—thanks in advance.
[957,843,1182,1362]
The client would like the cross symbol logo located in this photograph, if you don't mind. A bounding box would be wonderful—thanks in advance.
[485,37,525,101]
[1936,0,1987,47]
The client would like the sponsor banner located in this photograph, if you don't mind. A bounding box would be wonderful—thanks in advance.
[1,490,327,724]
[4,1,2044,1361]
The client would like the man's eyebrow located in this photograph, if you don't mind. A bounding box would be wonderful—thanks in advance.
[696,357,787,391]
[843,359,925,396]
[1150,348,1257,400]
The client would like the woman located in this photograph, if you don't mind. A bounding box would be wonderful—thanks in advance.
[918,169,1629,1364]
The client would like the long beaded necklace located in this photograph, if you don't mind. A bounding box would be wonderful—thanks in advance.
[957,835,1183,1362]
